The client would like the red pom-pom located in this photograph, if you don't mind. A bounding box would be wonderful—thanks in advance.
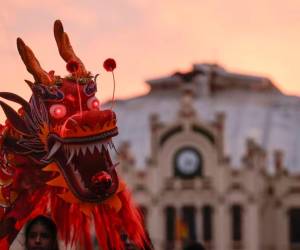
[66,60,79,73]
[103,58,116,72]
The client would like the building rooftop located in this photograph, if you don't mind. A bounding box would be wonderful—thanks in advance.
[110,64,300,173]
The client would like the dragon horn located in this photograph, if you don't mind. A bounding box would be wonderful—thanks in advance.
[16,38,52,85]
[0,100,30,135]
[0,92,31,114]
[54,20,88,76]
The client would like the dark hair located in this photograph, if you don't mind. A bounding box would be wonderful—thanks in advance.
[24,215,59,250]
[183,242,205,250]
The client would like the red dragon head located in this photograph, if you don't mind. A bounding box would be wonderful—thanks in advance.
[0,20,151,250]
[1,20,119,203]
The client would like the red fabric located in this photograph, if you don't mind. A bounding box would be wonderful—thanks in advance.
[118,190,150,249]
[1,175,150,250]
[80,217,93,250]
[46,188,149,250]
[0,237,9,250]
[93,206,109,250]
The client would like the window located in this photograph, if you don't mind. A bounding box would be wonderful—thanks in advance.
[289,208,300,244]
[231,205,243,241]
[202,205,213,241]
[165,206,176,244]
[182,206,196,241]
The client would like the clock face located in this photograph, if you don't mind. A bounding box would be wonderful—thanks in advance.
[174,147,202,178]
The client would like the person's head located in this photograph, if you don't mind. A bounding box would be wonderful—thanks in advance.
[24,215,59,250]
[183,242,205,250]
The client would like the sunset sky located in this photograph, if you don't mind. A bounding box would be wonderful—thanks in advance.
[1,0,300,122]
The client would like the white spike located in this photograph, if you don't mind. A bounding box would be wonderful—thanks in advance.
[66,148,75,165]
[46,142,61,160]
[63,145,69,157]
[96,143,102,153]
[88,144,94,154]
[75,146,81,156]
[70,162,76,172]
[108,162,120,172]
[73,168,86,187]
[81,145,88,155]
[73,164,80,175]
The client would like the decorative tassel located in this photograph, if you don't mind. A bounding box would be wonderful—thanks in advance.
[103,58,117,110]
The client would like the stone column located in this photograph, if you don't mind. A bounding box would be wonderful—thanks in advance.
[215,203,228,250]
[275,207,289,250]
[148,204,164,250]
[244,204,259,250]
[197,206,203,242]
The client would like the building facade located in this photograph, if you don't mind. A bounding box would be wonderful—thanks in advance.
[114,64,300,250]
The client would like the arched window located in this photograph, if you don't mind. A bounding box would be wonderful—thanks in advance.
[231,204,243,242]
[202,205,213,242]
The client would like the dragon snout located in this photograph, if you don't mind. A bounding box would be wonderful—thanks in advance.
[60,110,117,138]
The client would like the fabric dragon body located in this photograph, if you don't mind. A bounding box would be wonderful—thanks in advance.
[0,20,150,250]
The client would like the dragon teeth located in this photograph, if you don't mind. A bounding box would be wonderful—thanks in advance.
[46,141,61,160]
[96,144,102,152]
[108,162,119,172]
[81,145,88,155]
[71,162,79,173]
[88,144,94,154]
[71,163,88,188]
[75,146,80,156]
[66,148,75,165]
[64,140,114,159]
[63,145,69,156]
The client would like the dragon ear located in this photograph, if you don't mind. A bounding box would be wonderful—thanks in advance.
[25,80,40,98]
[0,100,30,135]
[54,20,88,76]
[0,92,31,114]
[17,38,52,85]
[25,79,34,89]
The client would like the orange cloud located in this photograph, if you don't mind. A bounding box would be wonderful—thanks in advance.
[1,0,300,123]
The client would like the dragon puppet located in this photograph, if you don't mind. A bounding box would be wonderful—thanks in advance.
[0,20,150,250]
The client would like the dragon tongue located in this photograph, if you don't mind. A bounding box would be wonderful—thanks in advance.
[91,171,112,193]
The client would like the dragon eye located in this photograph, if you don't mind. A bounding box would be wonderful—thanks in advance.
[49,104,67,119]
[87,97,100,110]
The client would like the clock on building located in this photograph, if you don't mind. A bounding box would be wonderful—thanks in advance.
[174,147,202,178]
